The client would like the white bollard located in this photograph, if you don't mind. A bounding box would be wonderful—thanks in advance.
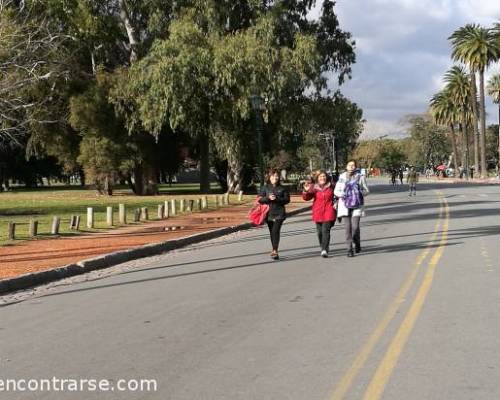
[106,206,114,227]
[171,199,176,216]
[87,207,94,228]
[119,203,126,224]
[164,201,170,219]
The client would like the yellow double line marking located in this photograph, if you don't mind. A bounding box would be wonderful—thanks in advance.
[330,194,450,400]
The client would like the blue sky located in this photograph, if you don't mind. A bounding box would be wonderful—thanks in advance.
[314,0,500,138]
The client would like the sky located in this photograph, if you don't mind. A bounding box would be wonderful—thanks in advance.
[313,0,500,139]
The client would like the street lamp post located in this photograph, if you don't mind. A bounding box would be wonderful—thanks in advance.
[250,95,265,187]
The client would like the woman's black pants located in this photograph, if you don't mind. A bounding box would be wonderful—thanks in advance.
[266,219,284,251]
[316,221,334,252]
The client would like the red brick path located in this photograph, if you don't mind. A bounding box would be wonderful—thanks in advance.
[0,197,307,280]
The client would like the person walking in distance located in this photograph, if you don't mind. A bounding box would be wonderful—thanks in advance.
[302,170,337,258]
[399,169,404,185]
[407,166,418,196]
[334,160,370,257]
[259,169,290,260]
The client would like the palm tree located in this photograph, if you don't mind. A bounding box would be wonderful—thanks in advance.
[444,66,474,178]
[449,24,500,178]
[487,74,500,164]
[430,90,460,172]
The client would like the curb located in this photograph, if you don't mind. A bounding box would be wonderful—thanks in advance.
[0,205,311,295]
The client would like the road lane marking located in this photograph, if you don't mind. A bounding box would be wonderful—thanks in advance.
[329,197,445,400]
[361,197,450,400]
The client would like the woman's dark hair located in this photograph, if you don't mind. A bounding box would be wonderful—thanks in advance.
[266,168,281,184]
[346,160,358,168]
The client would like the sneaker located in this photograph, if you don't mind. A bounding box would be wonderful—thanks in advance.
[347,249,354,257]
[270,250,279,260]
[321,250,328,258]
[355,244,361,254]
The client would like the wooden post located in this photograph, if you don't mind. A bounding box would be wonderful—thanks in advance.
[238,190,244,202]
[224,193,230,205]
[195,198,201,211]
[140,207,149,221]
[51,216,61,235]
[201,196,208,210]
[219,195,225,206]
[179,199,185,213]
[119,204,126,224]
[69,215,76,230]
[213,195,219,208]
[8,222,15,240]
[106,206,114,227]
[164,201,170,218]
[74,215,81,230]
[158,204,165,219]
[134,208,141,222]
[87,207,94,229]
[29,220,38,237]
[170,199,176,216]
[187,200,194,212]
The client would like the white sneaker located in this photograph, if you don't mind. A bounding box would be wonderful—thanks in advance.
[321,250,328,258]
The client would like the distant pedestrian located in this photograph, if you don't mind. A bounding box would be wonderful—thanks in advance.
[407,167,418,196]
[399,169,404,185]
[302,170,337,258]
[334,160,370,257]
[390,170,397,186]
[259,168,290,260]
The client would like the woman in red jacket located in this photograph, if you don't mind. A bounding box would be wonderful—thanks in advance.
[302,170,337,258]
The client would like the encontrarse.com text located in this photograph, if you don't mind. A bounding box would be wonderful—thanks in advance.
[0,377,157,392]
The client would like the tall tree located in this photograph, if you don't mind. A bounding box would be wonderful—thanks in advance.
[429,90,460,170]
[405,114,451,169]
[487,74,500,165]
[444,66,474,177]
[449,24,500,177]
[0,3,70,145]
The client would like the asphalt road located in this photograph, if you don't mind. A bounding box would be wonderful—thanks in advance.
[1,181,500,400]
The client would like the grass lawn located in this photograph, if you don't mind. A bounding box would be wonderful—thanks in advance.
[0,184,252,246]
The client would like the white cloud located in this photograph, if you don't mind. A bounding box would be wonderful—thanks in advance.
[457,0,500,23]
[329,0,500,138]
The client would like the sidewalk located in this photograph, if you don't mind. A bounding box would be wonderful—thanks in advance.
[0,196,308,280]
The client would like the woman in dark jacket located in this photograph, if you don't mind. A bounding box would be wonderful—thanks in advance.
[259,169,290,260]
[302,170,337,257]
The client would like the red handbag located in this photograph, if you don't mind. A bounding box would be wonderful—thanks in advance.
[248,197,270,226]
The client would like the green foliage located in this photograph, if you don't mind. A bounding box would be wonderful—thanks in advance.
[449,24,500,73]
[378,140,406,170]
[404,114,451,168]
[487,74,500,104]
[2,0,359,194]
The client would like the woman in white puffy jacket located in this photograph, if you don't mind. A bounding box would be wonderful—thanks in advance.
[334,160,370,257]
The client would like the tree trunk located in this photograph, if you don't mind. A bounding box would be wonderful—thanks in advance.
[460,119,470,179]
[478,69,487,178]
[118,0,139,64]
[199,133,210,193]
[227,157,244,194]
[79,169,86,187]
[498,104,500,165]
[470,70,480,177]
[449,124,459,171]
[133,163,145,195]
